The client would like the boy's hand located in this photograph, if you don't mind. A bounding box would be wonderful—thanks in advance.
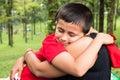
[10,57,24,80]
[97,33,114,44]
[24,48,36,61]
[24,48,36,55]
[25,48,34,54]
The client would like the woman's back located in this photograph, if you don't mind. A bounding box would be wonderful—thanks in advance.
[54,33,111,80]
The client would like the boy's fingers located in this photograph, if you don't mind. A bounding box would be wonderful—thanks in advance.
[17,67,23,80]
[10,69,17,80]
[14,73,20,80]
[18,71,21,78]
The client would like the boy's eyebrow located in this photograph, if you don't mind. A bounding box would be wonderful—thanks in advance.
[68,31,78,35]
[57,27,63,29]
[68,32,75,34]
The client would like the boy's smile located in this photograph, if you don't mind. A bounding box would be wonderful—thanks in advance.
[55,19,84,46]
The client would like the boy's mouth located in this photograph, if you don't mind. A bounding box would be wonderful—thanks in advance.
[56,39,69,46]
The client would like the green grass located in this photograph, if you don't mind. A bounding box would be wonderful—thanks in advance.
[0,32,46,77]
[0,23,47,77]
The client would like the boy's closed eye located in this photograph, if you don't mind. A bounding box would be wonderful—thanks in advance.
[58,27,64,33]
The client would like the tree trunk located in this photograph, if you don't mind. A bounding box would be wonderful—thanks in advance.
[0,24,2,44]
[7,0,13,47]
[99,0,104,32]
[95,1,99,30]
[107,0,115,33]
[33,10,36,35]
[23,0,28,43]
[114,0,119,30]
[32,0,36,35]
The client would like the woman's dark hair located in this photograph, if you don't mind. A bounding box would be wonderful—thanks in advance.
[55,2,93,34]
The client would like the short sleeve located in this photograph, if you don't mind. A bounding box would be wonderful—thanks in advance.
[35,48,46,61]
[42,34,67,63]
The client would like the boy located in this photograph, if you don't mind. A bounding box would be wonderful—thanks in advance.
[10,2,113,80]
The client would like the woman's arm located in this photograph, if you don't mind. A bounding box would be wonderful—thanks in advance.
[51,33,113,77]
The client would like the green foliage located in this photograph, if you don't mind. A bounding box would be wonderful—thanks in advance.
[0,0,5,4]
[114,18,120,47]
[25,1,40,14]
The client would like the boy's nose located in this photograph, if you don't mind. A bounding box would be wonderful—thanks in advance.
[61,35,68,42]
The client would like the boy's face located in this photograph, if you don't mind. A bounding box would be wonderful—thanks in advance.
[55,19,84,46]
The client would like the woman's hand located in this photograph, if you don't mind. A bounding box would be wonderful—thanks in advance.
[10,57,24,80]
[97,33,114,45]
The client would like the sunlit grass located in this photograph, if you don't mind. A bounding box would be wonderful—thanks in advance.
[0,23,47,77]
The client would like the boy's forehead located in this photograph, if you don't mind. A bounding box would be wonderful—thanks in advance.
[56,19,84,33]
[57,19,85,26]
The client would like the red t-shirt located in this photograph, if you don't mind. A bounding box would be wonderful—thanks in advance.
[21,34,67,80]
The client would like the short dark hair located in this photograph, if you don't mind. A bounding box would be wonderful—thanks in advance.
[55,2,93,34]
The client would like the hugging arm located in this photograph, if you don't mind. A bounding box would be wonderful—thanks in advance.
[51,33,113,77]
[25,33,113,77]
[25,36,93,78]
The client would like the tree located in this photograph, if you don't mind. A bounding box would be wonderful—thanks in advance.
[0,24,2,43]
[47,0,58,34]
[0,0,6,44]
[114,0,119,30]
[107,0,115,33]
[99,0,104,32]
[23,0,28,43]
[6,0,13,47]
[94,1,99,30]
[27,1,40,38]
[0,0,118,46]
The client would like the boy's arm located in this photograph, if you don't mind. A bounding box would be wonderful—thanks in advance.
[25,36,93,78]
[25,52,66,78]
[10,57,25,80]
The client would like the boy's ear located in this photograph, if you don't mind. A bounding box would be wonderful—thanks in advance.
[55,21,57,24]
